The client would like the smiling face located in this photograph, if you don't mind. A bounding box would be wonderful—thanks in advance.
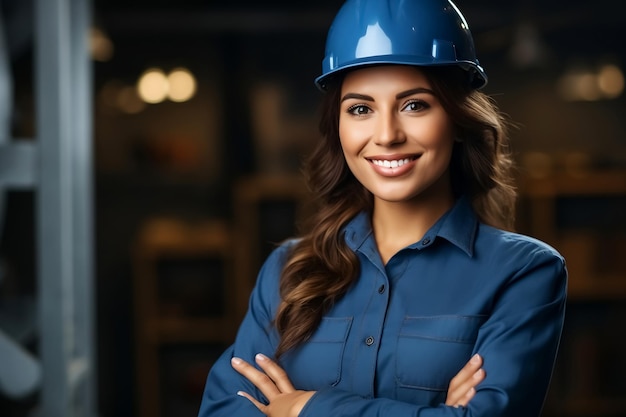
[339,65,457,206]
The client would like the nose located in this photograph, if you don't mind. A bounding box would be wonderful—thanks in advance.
[374,111,405,146]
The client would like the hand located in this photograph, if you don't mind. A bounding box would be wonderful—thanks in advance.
[231,353,315,417]
[446,353,485,408]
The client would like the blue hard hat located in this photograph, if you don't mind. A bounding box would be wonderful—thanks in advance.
[315,0,487,90]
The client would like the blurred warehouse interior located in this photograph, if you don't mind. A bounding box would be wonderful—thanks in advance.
[1,0,625,416]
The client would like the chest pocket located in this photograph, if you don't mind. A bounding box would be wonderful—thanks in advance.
[283,317,352,390]
[395,315,486,392]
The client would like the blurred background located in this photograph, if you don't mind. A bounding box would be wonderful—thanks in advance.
[1,0,625,416]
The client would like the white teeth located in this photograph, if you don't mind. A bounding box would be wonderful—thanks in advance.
[372,158,411,167]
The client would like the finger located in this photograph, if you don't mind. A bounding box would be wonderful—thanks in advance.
[231,357,281,399]
[449,354,483,391]
[456,385,477,408]
[237,390,268,414]
[446,354,484,406]
[255,353,295,393]
[447,369,485,406]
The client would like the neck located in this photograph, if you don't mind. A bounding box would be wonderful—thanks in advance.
[372,190,455,265]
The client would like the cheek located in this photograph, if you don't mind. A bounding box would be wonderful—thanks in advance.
[339,117,373,149]
[430,140,455,170]
[339,123,362,174]
[339,119,359,154]
[422,120,455,152]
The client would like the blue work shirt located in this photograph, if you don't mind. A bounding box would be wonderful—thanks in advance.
[199,197,567,417]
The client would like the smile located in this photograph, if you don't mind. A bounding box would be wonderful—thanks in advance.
[368,155,420,168]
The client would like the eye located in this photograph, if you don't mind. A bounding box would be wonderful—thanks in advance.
[402,99,430,112]
[347,104,372,116]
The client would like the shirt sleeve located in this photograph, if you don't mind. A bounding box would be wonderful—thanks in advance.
[298,242,567,417]
[197,244,288,417]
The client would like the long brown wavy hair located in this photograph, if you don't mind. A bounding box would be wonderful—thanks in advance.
[273,65,516,359]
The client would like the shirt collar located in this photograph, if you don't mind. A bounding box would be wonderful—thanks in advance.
[436,196,477,257]
[343,196,477,257]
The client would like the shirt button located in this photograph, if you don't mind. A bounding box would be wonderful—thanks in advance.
[378,284,385,294]
[421,237,431,245]
[365,336,375,346]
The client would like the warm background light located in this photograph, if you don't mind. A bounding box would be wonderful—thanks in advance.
[597,64,625,98]
[167,68,197,102]
[557,63,624,101]
[117,86,146,114]
[89,27,114,62]
[137,68,169,104]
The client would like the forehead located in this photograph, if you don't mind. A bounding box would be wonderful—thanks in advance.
[341,65,431,93]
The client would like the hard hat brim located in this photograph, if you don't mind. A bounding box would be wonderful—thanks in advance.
[314,58,488,91]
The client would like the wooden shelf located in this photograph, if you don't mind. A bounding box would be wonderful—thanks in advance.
[557,396,626,416]
[519,171,626,197]
[518,170,626,300]
[232,174,312,322]
[133,218,235,417]
[141,317,237,344]
[567,276,626,300]
[131,175,311,417]
[520,169,626,417]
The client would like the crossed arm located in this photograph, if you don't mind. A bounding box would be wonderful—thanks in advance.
[198,243,567,417]
[231,352,485,417]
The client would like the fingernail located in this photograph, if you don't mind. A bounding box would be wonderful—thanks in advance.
[471,354,481,363]
[231,357,242,365]
[256,353,268,362]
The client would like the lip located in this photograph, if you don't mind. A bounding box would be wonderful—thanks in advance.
[366,154,422,177]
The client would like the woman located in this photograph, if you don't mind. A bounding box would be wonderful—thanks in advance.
[198,0,567,416]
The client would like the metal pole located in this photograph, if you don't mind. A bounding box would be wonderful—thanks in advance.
[36,0,74,413]
[69,0,96,414]
[35,0,94,415]
[0,5,12,235]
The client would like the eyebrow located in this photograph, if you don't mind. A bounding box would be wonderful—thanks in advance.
[396,87,435,99]
[340,92,373,102]
[340,87,435,103]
